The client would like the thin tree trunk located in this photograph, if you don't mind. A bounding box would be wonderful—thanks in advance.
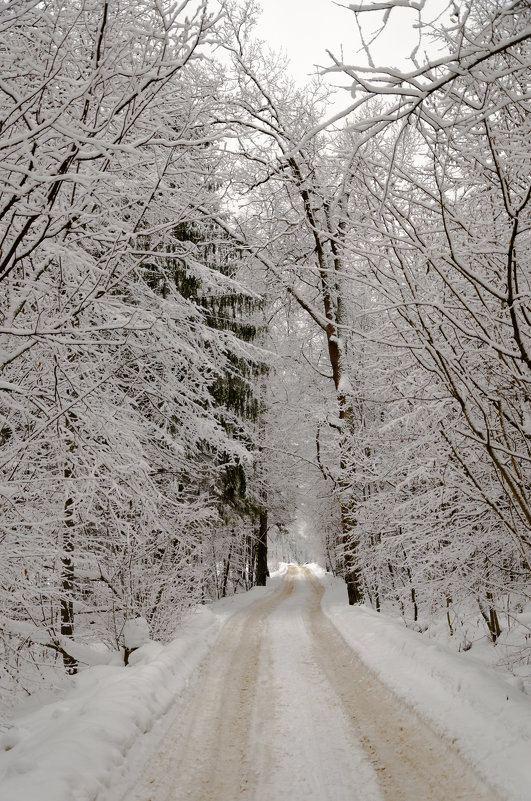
[477,596,501,643]
[221,542,233,598]
[255,507,268,586]
[411,585,418,623]
[61,474,78,675]
[401,545,418,622]
[387,560,406,618]
[446,597,454,637]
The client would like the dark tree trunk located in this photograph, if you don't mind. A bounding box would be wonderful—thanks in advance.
[255,507,268,586]
[344,552,363,604]
[387,560,406,618]
[479,592,502,643]
[61,491,78,675]
[339,468,363,605]
[401,545,418,622]
[221,542,233,598]
[411,585,418,623]
[446,597,454,637]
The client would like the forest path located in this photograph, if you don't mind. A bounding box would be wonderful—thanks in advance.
[131,565,501,801]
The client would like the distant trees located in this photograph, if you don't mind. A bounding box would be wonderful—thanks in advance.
[216,13,370,601]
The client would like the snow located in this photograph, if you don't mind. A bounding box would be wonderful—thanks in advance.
[1,565,530,801]
[308,564,531,801]
[337,373,353,395]
[122,618,150,650]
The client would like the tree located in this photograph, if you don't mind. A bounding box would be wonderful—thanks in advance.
[214,0,530,639]
[0,0,265,701]
[322,0,531,630]
[164,217,270,598]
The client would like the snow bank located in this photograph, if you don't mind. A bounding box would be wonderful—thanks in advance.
[309,566,531,801]
[0,584,276,801]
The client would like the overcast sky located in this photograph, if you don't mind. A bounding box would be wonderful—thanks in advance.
[254,0,357,82]
[253,0,445,90]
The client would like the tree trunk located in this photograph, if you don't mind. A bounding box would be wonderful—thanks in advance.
[61,489,78,675]
[339,460,363,605]
[343,538,363,605]
[446,597,454,637]
[387,560,406,618]
[478,596,501,643]
[255,507,268,586]
[221,540,233,598]
[401,545,418,622]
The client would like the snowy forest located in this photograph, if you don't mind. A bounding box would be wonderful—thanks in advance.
[0,0,529,721]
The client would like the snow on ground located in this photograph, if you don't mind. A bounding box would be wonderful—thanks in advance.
[1,562,530,801]
[0,582,277,801]
[308,564,531,801]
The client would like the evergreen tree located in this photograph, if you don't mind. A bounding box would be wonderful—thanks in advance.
[149,218,269,597]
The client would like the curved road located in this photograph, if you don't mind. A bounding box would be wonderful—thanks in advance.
[132,565,501,801]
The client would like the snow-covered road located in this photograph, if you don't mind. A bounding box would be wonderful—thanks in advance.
[132,565,500,801]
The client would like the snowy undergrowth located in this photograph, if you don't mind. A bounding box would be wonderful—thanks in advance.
[0,581,278,801]
[427,599,531,691]
[308,564,531,801]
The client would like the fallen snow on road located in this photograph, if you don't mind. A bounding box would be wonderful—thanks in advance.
[131,565,384,801]
[244,566,382,801]
[309,564,531,801]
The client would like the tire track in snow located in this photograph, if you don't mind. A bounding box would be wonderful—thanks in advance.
[131,575,294,801]
[303,567,501,801]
